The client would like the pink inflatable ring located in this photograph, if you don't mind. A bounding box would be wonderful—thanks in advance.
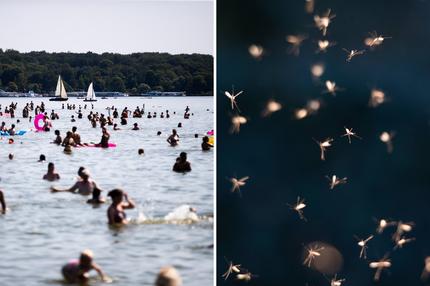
[34,114,46,131]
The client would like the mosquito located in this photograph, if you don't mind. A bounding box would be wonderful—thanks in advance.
[314,138,333,161]
[224,87,243,111]
[326,175,347,190]
[379,131,395,153]
[394,237,415,250]
[317,40,336,53]
[248,44,264,59]
[286,34,307,56]
[229,176,250,195]
[222,259,242,280]
[230,115,247,133]
[343,48,365,62]
[330,275,346,286]
[392,221,414,243]
[303,244,324,267]
[369,256,391,282]
[355,235,374,259]
[287,196,307,221]
[314,9,335,36]
[369,88,386,107]
[262,100,282,117]
[365,31,391,48]
[236,272,257,282]
[341,127,362,144]
[376,218,397,234]
[323,80,342,96]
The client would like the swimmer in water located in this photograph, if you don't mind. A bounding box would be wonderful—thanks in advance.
[61,250,109,283]
[0,190,6,214]
[138,148,144,155]
[43,162,60,181]
[155,266,182,286]
[87,188,105,205]
[62,131,76,147]
[201,136,213,151]
[98,127,110,148]
[53,130,62,145]
[71,126,84,146]
[132,123,140,130]
[167,129,179,146]
[173,152,191,173]
[51,169,99,196]
[39,154,46,162]
[113,123,120,130]
[107,188,135,225]
[8,153,13,160]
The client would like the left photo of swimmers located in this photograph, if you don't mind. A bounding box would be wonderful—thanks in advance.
[0,0,214,285]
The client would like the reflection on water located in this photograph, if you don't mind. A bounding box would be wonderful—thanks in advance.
[0,97,213,286]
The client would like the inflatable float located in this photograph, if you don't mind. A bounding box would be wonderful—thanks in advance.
[0,130,27,136]
[75,143,117,148]
[34,114,46,131]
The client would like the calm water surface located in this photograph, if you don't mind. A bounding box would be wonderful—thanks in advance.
[0,97,214,286]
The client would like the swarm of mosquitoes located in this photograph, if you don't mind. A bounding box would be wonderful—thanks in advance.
[221,0,427,284]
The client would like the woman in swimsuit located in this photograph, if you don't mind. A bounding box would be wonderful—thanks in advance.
[51,169,99,196]
[107,189,135,225]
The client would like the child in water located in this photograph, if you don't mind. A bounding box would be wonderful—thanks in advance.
[61,250,109,283]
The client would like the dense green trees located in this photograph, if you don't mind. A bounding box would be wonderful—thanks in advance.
[0,49,213,96]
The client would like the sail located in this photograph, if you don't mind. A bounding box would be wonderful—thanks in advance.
[86,82,95,100]
[54,76,62,97]
[60,80,68,98]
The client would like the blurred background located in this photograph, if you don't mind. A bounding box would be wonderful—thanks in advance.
[217,0,430,285]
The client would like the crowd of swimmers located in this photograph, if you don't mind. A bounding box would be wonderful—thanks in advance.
[1,101,212,284]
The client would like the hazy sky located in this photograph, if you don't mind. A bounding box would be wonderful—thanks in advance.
[0,0,213,55]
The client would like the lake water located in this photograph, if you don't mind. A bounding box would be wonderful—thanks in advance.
[0,97,214,286]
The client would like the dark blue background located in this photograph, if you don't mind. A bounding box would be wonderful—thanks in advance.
[217,0,430,285]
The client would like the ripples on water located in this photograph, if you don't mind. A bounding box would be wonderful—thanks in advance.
[0,97,214,286]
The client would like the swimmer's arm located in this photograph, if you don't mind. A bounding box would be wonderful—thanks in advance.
[51,183,78,193]
[123,193,135,209]
[91,263,108,281]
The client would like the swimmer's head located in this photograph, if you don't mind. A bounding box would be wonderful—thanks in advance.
[39,154,46,162]
[66,131,72,137]
[92,188,101,200]
[179,152,187,161]
[203,136,209,142]
[194,134,198,138]
[8,138,14,144]
[8,153,13,160]
[80,169,90,180]
[138,149,144,155]
[157,131,162,136]
[134,123,138,127]
[79,249,94,269]
[177,123,182,128]
[54,130,60,135]
[72,126,77,132]
[48,162,54,171]
[108,188,124,203]
[78,167,85,177]
[172,129,177,135]
[155,266,182,286]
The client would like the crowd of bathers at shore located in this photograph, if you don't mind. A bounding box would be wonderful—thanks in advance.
[0,100,213,285]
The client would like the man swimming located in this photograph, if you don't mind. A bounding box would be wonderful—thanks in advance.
[43,162,60,182]
[61,250,109,283]
[173,152,191,172]
[51,169,99,196]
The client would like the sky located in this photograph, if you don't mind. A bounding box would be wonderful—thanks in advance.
[0,0,213,55]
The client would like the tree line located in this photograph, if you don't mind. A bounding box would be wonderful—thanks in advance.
[0,49,213,96]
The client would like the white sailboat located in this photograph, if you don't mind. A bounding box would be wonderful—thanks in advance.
[49,75,68,101]
[83,82,97,102]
